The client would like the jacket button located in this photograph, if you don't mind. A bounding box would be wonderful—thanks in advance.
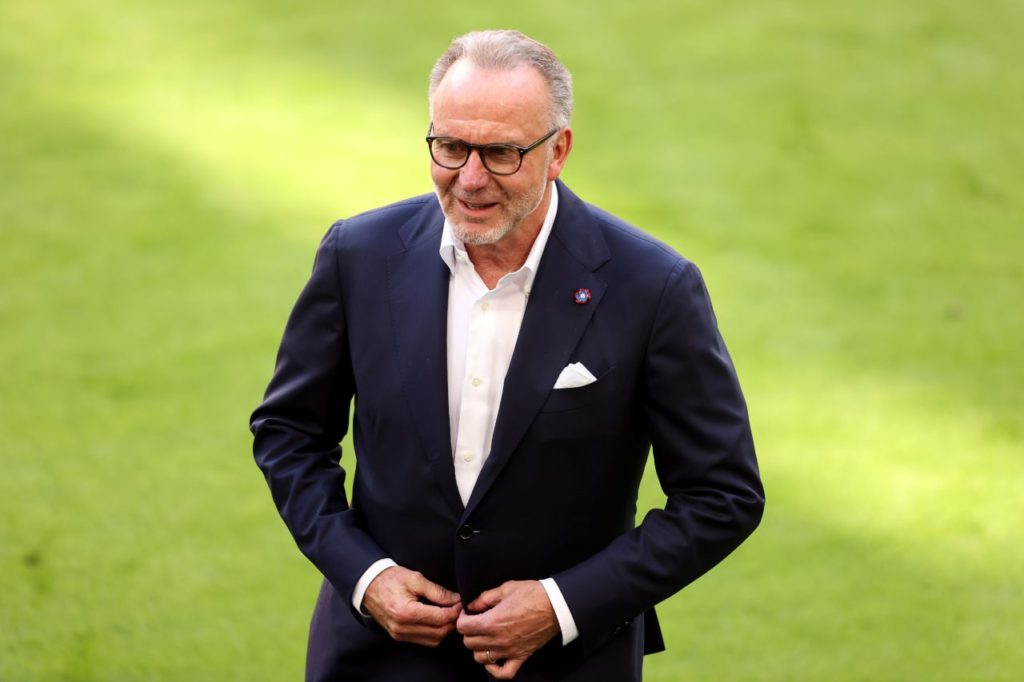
[458,524,476,541]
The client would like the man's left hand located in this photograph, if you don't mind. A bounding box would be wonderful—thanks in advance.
[456,580,560,680]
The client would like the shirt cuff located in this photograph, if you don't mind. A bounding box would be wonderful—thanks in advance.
[351,558,398,614]
[540,577,579,645]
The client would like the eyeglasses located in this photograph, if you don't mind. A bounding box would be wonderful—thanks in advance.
[426,125,559,176]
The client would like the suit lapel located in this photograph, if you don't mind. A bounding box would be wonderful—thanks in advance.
[386,202,464,516]
[463,182,611,518]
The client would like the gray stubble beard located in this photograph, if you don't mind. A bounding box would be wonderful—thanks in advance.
[437,152,552,246]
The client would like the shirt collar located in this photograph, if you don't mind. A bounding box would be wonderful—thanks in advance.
[439,182,559,293]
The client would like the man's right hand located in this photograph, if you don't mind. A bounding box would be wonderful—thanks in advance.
[362,566,462,647]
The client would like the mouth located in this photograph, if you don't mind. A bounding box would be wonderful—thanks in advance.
[457,197,499,214]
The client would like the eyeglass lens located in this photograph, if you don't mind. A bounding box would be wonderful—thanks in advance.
[430,140,521,174]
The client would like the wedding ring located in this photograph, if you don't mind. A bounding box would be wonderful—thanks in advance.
[486,650,495,664]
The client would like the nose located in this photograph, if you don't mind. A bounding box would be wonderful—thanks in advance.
[457,149,491,191]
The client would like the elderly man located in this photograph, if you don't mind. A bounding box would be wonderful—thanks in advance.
[251,29,763,682]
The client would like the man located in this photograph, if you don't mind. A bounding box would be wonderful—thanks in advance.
[251,30,763,682]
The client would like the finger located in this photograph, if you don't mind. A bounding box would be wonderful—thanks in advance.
[474,649,509,666]
[486,658,525,680]
[438,602,463,626]
[390,619,458,646]
[404,600,461,628]
[467,586,504,613]
[412,574,460,606]
[456,610,492,636]
[461,633,498,651]
[427,600,462,624]
[456,609,473,635]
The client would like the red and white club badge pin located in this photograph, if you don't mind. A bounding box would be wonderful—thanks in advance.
[573,288,592,305]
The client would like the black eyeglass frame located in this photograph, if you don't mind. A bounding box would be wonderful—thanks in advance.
[425,125,560,176]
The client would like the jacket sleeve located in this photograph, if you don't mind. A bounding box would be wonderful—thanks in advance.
[554,259,765,652]
[249,224,387,609]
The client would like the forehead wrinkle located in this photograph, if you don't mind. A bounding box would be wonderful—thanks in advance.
[431,62,551,143]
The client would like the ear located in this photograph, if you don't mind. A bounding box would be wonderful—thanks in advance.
[546,127,574,181]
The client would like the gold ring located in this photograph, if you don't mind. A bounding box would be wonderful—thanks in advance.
[486,650,495,664]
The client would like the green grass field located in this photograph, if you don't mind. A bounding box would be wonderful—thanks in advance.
[2,1,1021,679]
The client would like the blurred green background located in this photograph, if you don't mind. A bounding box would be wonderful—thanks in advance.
[2,0,1021,680]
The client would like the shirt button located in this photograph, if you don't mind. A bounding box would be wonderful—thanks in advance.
[481,301,490,311]
[463,452,474,462]
[471,377,482,387]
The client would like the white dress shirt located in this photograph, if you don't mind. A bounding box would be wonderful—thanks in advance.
[352,183,578,645]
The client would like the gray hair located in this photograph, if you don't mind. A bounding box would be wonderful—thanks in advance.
[429,30,574,129]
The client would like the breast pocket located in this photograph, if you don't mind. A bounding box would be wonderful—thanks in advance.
[540,365,619,413]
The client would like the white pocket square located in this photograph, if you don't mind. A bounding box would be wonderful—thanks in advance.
[553,362,597,390]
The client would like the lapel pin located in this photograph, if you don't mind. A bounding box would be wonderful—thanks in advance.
[573,288,592,305]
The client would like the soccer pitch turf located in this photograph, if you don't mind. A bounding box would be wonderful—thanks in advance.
[1,1,1021,679]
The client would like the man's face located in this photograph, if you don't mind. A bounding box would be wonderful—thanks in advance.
[429,61,571,246]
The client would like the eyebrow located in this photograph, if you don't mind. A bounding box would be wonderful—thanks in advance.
[427,124,525,146]
[432,133,522,146]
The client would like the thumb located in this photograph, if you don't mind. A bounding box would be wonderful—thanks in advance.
[415,575,460,607]
[467,586,504,613]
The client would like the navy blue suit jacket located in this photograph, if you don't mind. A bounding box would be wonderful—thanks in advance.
[250,181,764,681]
